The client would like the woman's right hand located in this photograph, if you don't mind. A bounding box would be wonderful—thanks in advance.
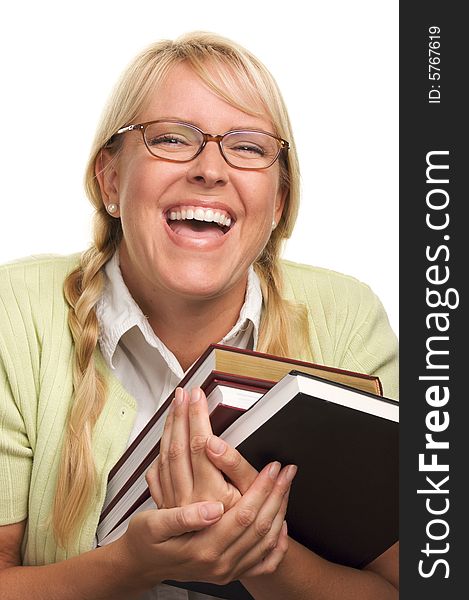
[116,457,294,588]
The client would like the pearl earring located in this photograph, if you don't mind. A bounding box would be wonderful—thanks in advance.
[272,220,277,230]
[107,203,119,215]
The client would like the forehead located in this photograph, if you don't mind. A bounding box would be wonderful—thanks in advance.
[139,62,275,133]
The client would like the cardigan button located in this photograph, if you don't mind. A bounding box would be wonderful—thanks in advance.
[120,408,126,419]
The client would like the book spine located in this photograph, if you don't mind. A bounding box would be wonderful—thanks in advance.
[100,441,161,522]
[210,404,246,437]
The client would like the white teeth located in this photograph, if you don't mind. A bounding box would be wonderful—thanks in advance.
[167,206,233,229]
[194,208,205,221]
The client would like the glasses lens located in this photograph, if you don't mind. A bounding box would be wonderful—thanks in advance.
[143,122,202,160]
[222,131,281,168]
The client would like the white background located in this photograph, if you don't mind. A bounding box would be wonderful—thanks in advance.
[0,0,398,334]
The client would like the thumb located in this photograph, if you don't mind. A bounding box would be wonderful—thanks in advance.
[206,435,258,494]
[156,501,224,542]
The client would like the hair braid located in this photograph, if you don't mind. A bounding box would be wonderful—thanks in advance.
[52,238,116,546]
[255,233,312,360]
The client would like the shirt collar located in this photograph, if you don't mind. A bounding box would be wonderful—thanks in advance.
[96,250,263,370]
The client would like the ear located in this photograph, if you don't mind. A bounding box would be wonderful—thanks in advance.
[274,185,288,226]
[95,149,120,216]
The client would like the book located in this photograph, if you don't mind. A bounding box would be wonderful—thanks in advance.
[97,345,382,544]
[204,377,268,436]
[225,371,398,567]
[166,370,398,599]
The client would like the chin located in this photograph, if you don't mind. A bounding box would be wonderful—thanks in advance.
[172,278,231,300]
[162,263,242,301]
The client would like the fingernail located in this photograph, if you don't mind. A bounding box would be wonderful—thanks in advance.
[175,387,184,406]
[282,520,288,535]
[285,465,298,483]
[207,435,226,455]
[190,388,201,404]
[200,502,224,520]
[269,461,281,479]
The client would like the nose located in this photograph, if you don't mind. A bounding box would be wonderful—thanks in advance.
[186,138,229,187]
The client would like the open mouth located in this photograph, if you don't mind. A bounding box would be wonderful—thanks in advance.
[165,206,234,239]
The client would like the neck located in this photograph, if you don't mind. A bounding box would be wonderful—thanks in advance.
[121,271,248,372]
[150,295,246,371]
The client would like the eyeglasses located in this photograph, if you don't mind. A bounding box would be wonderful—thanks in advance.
[112,120,290,170]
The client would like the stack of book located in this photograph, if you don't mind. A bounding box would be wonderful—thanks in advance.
[97,344,398,599]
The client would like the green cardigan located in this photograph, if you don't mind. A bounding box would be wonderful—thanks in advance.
[0,254,398,565]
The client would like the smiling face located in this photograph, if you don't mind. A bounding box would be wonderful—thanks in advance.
[97,62,286,311]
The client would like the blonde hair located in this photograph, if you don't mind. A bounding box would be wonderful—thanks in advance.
[53,31,311,545]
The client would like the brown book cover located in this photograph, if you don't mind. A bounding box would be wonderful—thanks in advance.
[204,376,271,435]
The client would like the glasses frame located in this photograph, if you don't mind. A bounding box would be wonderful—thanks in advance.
[112,119,290,170]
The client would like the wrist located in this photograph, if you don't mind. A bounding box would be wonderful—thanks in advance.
[105,534,158,595]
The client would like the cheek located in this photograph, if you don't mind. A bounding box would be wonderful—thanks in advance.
[120,169,153,204]
[244,194,278,252]
[243,171,280,209]
[251,182,282,223]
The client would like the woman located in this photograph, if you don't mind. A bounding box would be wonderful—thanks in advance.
[0,32,398,598]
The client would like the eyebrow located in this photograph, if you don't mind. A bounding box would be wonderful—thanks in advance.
[140,116,274,134]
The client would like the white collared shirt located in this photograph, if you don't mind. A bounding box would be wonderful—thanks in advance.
[96,251,263,446]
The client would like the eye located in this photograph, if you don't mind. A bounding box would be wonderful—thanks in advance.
[223,131,278,159]
[146,134,191,147]
[229,142,266,156]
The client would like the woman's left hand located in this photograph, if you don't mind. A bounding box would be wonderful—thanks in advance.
[146,387,242,511]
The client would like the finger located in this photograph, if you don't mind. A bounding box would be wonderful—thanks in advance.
[196,459,281,561]
[158,398,177,507]
[235,510,286,573]
[255,465,296,527]
[206,435,258,494]
[145,501,225,543]
[241,521,289,578]
[190,464,292,582]
[220,464,296,573]
[235,485,291,576]
[168,388,194,504]
[188,388,219,483]
[241,523,289,579]
[272,481,291,526]
[145,457,163,507]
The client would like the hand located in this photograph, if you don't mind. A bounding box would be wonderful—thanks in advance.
[144,386,296,581]
[205,434,293,578]
[120,458,296,587]
[146,387,241,510]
